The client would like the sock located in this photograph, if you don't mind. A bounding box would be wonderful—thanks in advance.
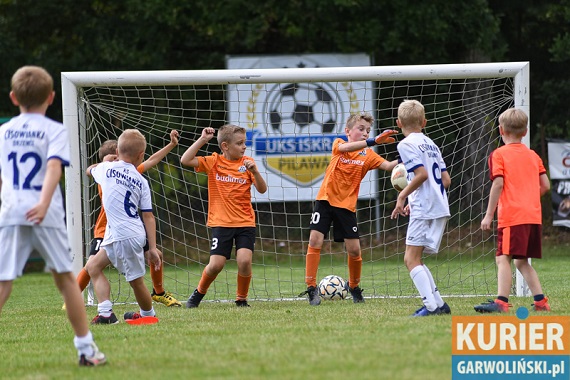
[150,263,164,295]
[533,294,545,302]
[97,300,113,317]
[347,254,362,289]
[77,268,91,292]
[140,307,156,317]
[410,266,437,311]
[497,296,509,303]
[74,331,94,357]
[236,273,252,301]
[197,272,217,295]
[423,264,444,308]
[305,246,321,287]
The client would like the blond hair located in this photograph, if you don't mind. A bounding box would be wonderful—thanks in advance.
[498,108,528,137]
[118,129,146,159]
[11,66,53,109]
[346,112,374,130]
[98,140,118,161]
[398,100,425,128]
[217,124,246,146]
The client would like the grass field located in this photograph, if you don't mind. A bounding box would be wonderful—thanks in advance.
[1,243,569,380]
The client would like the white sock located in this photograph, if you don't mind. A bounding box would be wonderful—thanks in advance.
[97,300,113,317]
[140,307,156,317]
[410,266,438,311]
[423,264,445,308]
[74,331,94,357]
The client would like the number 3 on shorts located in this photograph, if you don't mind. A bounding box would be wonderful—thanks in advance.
[211,237,218,250]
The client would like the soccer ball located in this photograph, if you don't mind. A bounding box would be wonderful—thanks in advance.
[318,275,349,300]
[391,163,408,192]
[266,83,340,135]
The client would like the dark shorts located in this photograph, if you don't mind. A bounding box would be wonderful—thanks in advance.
[309,200,359,242]
[210,227,256,259]
[497,224,542,259]
[89,238,104,257]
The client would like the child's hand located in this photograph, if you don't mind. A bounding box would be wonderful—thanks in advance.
[26,202,49,224]
[169,130,180,145]
[146,248,162,271]
[374,129,397,145]
[244,159,258,173]
[202,127,215,141]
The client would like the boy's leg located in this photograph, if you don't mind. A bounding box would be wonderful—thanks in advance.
[0,281,13,316]
[514,258,550,310]
[236,248,253,304]
[405,245,439,313]
[186,255,226,308]
[345,238,365,303]
[474,255,512,313]
[305,230,324,288]
[129,276,155,316]
[149,248,181,307]
[84,248,116,323]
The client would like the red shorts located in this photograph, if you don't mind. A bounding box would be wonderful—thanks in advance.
[496,224,542,259]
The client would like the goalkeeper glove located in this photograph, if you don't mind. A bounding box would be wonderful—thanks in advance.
[366,129,397,146]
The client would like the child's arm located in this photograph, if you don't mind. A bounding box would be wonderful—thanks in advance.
[244,159,267,194]
[180,127,215,167]
[338,130,398,153]
[539,173,550,196]
[25,158,62,224]
[379,159,399,171]
[391,166,429,219]
[141,211,161,271]
[86,154,116,177]
[481,177,503,230]
[139,130,179,173]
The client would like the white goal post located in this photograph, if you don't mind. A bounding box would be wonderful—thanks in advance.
[61,62,531,303]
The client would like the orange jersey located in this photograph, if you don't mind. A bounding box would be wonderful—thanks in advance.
[93,163,145,238]
[197,153,257,227]
[488,143,546,228]
[316,138,385,212]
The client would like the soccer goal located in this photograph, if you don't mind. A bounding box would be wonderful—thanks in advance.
[61,62,530,304]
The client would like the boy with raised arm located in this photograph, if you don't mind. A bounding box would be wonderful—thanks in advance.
[302,112,398,306]
[85,129,161,323]
[474,108,551,313]
[391,99,451,317]
[0,66,106,366]
[70,130,182,309]
[181,125,267,308]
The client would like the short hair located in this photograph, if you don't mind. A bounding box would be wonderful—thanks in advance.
[217,124,246,146]
[398,100,425,128]
[346,112,374,129]
[498,108,528,137]
[98,140,118,161]
[11,66,53,109]
[118,129,146,159]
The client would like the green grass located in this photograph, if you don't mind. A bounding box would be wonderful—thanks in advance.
[1,246,570,380]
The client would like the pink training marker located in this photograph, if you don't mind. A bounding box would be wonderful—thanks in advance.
[125,316,159,325]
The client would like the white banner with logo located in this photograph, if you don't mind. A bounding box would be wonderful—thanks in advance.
[548,142,570,228]
[226,54,374,202]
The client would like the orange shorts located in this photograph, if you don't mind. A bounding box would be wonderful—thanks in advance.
[497,224,542,259]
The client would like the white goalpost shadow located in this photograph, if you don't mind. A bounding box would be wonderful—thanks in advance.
[61,62,531,303]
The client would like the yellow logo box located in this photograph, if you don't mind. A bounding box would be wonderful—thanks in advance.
[452,316,570,356]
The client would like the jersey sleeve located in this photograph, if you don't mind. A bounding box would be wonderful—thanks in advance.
[398,140,422,172]
[196,154,216,173]
[488,150,504,180]
[139,179,153,212]
[48,125,70,166]
[90,162,107,184]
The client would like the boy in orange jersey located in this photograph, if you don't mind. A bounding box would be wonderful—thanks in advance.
[70,130,182,312]
[301,112,398,306]
[475,108,551,313]
[181,125,267,308]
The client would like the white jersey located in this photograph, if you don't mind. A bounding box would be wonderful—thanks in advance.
[397,132,450,220]
[0,114,70,228]
[90,160,152,243]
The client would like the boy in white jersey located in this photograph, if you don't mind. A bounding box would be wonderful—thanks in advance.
[391,99,451,317]
[85,129,161,323]
[0,66,106,366]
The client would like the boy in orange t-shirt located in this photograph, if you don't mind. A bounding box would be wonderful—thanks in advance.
[181,125,267,308]
[70,130,182,312]
[475,108,551,313]
[301,112,398,306]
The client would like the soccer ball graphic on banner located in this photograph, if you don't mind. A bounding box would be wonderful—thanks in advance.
[390,163,408,192]
[266,83,341,135]
[318,275,349,300]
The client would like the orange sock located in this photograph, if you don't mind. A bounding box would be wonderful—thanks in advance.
[76,268,91,292]
[348,254,362,289]
[305,246,321,287]
[150,264,164,294]
[236,273,252,301]
[197,272,217,295]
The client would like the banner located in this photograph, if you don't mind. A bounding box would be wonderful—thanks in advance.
[547,142,570,228]
[226,54,373,202]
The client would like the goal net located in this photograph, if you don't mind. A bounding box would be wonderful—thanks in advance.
[61,62,530,304]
